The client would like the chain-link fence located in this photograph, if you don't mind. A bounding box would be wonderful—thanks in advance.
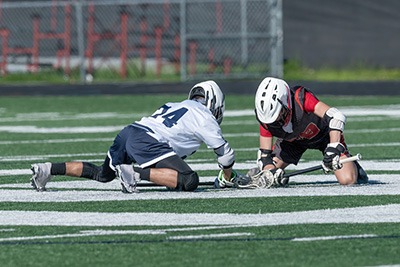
[0,0,282,83]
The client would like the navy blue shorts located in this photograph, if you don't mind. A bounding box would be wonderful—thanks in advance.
[108,124,176,168]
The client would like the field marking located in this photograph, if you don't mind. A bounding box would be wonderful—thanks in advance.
[0,174,399,202]
[0,133,399,148]
[0,160,399,177]
[0,204,399,227]
[291,234,378,242]
[0,125,399,134]
[0,105,399,123]
[167,233,254,240]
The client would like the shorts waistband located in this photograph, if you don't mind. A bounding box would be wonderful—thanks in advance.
[131,122,154,133]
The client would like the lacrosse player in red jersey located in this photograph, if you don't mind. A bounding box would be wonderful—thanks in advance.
[31,80,243,193]
[246,77,368,188]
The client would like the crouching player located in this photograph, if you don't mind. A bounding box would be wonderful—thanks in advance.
[244,77,368,188]
[31,80,238,193]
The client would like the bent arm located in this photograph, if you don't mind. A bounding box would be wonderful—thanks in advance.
[315,101,345,144]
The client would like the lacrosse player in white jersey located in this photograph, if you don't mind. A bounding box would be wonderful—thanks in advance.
[31,80,238,193]
[245,77,368,188]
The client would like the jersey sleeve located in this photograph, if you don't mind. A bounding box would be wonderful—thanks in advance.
[304,91,320,113]
[259,124,272,137]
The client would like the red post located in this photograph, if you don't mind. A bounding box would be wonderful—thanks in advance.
[62,4,72,74]
[31,16,40,73]
[119,12,128,79]
[163,1,170,31]
[51,0,58,31]
[223,57,232,76]
[85,2,96,74]
[0,0,3,26]
[216,0,223,33]
[189,41,197,76]
[139,17,148,75]
[173,34,180,74]
[154,26,163,78]
[0,28,9,75]
[208,48,215,73]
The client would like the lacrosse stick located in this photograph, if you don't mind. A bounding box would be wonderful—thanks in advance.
[283,153,362,178]
[239,153,362,189]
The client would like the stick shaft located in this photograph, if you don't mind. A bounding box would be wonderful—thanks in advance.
[283,153,362,178]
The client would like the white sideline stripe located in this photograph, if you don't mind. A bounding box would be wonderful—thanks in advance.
[0,138,112,145]
[167,233,254,240]
[1,161,399,177]
[0,152,104,162]
[0,174,399,202]
[0,105,399,123]
[0,126,123,133]
[0,174,395,190]
[0,204,399,226]
[292,234,378,242]
[0,125,399,134]
[0,135,398,149]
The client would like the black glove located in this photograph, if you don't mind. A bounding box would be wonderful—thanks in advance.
[322,143,345,172]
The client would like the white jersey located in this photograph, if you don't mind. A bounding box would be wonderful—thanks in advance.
[134,99,226,158]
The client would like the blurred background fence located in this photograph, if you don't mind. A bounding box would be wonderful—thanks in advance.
[0,0,283,83]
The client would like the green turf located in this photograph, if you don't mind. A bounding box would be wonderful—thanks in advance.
[0,94,399,267]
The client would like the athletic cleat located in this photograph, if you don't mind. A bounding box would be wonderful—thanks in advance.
[115,164,139,193]
[31,162,53,191]
[355,161,369,184]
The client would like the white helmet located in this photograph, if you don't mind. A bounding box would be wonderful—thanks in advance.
[188,80,225,124]
[255,77,292,125]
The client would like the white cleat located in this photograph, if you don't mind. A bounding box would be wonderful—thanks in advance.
[115,164,140,193]
[31,162,53,192]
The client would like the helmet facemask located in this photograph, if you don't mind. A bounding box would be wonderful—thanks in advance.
[271,99,292,127]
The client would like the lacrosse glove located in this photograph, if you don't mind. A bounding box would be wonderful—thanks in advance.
[322,142,345,173]
[271,168,288,187]
[214,170,250,188]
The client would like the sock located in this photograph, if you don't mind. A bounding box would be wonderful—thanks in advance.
[51,163,66,175]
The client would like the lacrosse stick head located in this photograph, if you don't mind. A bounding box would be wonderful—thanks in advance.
[239,169,275,189]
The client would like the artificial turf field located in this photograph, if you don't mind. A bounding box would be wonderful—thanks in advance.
[0,93,399,267]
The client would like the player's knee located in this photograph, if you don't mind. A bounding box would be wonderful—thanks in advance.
[82,162,113,183]
[177,171,199,191]
[336,171,357,185]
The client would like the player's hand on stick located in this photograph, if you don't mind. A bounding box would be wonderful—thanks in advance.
[322,142,345,172]
[271,168,288,187]
[214,170,250,189]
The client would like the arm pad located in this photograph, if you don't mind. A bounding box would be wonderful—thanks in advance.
[214,142,235,169]
[324,107,346,132]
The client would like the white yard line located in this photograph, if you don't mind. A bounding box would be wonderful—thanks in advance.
[1,161,399,176]
[0,105,399,123]
[0,174,399,202]
[0,204,399,227]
